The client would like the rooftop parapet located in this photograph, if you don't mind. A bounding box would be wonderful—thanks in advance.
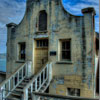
[82,7,96,15]
[6,23,17,27]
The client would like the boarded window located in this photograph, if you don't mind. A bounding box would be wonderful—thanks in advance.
[18,42,26,60]
[36,39,48,48]
[67,88,80,96]
[39,10,47,31]
[61,40,71,60]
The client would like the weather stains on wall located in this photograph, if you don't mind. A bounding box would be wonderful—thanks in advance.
[6,0,96,98]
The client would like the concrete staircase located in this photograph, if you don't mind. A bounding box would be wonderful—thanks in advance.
[6,77,33,100]
[6,77,50,100]
[0,62,52,100]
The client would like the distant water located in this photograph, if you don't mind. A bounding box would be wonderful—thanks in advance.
[0,59,6,72]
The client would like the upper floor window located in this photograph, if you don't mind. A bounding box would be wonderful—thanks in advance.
[39,10,47,31]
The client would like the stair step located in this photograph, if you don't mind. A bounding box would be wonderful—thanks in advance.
[6,97,20,100]
[5,74,49,100]
[7,95,20,100]
[15,88,23,92]
[41,86,46,89]
[39,90,43,93]
[20,82,27,85]
[24,76,33,80]
[21,81,29,84]
[17,85,25,89]
[23,80,30,82]
[11,92,21,97]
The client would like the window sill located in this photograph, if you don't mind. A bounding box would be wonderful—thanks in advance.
[16,60,25,63]
[36,47,48,49]
[56,61,73,64]
[35,31,48,34]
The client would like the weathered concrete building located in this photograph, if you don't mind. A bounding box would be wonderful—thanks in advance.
[0,0,99,99]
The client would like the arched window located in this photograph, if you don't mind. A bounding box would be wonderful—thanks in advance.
[39,10,47,31]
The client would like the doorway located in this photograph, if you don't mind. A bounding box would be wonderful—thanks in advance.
[34,39,48,74]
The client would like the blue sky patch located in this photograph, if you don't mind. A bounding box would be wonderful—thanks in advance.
[0,0,99,53]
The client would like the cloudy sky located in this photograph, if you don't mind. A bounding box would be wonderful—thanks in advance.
[0,0,99,53]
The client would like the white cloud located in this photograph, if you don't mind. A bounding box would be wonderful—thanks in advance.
[0,0,99,53]
[81,0,99,4]
[0,0,26,53]
[63,1,99,15]
[63,0,99,32]
[0,0,26,24]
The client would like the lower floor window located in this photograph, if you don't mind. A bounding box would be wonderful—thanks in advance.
[67,88,80,96]
[18,42,26,60]
[61,39,71,61]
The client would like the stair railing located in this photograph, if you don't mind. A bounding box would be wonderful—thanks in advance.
[0,61,30,99]
[23,62,52,100]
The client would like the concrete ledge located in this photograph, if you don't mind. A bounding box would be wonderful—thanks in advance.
[35,31,48,34]
[32,92,99,100]
[6,23,17,27]
[56,61,73,64]
[16,60,25,63]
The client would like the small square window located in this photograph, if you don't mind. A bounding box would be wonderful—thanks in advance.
[67,88,80,96]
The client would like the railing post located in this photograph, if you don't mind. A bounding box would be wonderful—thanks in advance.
[13,76,15,88]
[39,74,41,87]
[25,64,27,77]
[22,68,23,79]
[27,61,32,78]
[8,80,10,91]
[49,63,52,82]
[23,89,28,100]
[43,70,45,82]
[18,72,19,83]
[46,65,48,79]
[31,84,33,93]
[1,85,6,100]
[35,79,37,91]
[32,93,37,100]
